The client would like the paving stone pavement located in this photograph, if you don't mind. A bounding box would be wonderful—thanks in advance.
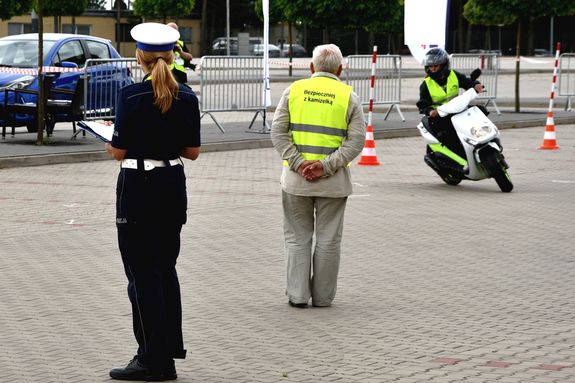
[0,125,574,383]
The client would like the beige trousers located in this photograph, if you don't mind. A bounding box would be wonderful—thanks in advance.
[282,191,348,306]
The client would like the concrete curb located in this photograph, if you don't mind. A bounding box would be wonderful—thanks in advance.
[2,115,573,170]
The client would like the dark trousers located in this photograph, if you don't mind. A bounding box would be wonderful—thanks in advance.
[428,116,466,159]
[117,223,187,367]
[172,69,188,84]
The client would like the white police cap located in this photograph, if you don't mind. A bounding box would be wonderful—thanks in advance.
[130,22,180,52]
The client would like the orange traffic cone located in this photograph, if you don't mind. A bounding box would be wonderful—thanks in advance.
[358,125,380,165]
[539,111,559,150]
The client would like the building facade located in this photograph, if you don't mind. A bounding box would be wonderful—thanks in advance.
[0,10,201,58]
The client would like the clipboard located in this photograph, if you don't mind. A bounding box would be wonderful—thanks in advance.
[77,120,114,143]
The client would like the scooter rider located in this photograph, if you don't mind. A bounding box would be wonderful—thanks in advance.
[416,48,484,164]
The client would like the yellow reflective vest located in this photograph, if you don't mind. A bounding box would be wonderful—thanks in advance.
[424,70,459,109]
[169,40,186,73]
[287,76,352,161]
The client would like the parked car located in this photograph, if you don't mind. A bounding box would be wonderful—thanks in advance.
[210,37,263,56]
[279,43,307,58]
[534,48,551,57]
[252,43,281,58]
[0,33,132,132]
[210,37,239,55]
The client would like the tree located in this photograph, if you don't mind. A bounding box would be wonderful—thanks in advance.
[88,0,107,9]
[44,0,89,32]
[0,0,33,20]
[254,0,285,22]
[465,0,575,111]
[255,0,306,75]
[463,0,515,51]
[43,0,89,16]
[112,0,127,10]
[257,0,403,51]
[133,0,195,23]
[353,0,403,53]
[34,0,46,144]
[256,0,344,43]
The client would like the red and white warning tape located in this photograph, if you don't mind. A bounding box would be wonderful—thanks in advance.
[268,59,310,68]
[0,66,83,75]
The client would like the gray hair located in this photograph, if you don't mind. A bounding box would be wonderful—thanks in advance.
[312,44,343,74]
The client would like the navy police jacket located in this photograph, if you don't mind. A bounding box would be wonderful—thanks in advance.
[112,77,201,225]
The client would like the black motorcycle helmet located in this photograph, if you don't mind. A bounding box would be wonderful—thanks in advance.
[423,48,451,81]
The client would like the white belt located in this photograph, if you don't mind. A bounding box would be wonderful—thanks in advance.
[121,158,181,171]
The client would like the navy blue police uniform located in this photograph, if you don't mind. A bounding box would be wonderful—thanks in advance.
[111,75,200,369]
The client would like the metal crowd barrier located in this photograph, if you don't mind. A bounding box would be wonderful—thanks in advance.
[82,58,142,121]
[450,53,501,115]
[199,56,268,133]
[558,53,575,111]
[345,54,404,121]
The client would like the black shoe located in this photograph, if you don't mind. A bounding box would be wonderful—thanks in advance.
[110,356,177,381]
[162,363,177,381]
[288,300,308,308]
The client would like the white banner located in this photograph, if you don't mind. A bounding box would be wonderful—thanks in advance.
[404,0,449,64]
[262,0,271,107]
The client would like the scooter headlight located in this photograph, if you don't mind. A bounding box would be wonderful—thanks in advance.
[470,125,492,138]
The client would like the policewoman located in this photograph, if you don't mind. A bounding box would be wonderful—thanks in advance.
[106,22,200,381]
[271,44,365,308]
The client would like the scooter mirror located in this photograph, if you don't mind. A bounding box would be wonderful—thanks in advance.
[470,68,482,81]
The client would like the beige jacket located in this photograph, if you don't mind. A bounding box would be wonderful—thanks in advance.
[271,72,366,198]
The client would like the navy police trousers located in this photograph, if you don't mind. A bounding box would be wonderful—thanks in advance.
[117,223,187,367]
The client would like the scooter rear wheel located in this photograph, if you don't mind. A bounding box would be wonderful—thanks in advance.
[481,149,513,192]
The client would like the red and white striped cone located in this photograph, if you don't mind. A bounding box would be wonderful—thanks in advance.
[358,45,381,166]
[357,124,380,165]
[540,111,559,150]
[540,42,560,150]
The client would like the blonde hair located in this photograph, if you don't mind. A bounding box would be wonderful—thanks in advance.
[136,48,179,113]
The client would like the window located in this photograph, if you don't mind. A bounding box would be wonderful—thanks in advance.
[53,40,86,68]
[8,23,32,35]
[0,40,55,68]
[179,27,192,44]
[86,40,111,59]
[119,23,137,43]
[62,24,92,35]
[11,43,37,66]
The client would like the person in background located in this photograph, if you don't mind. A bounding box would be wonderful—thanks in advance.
[106,22,201,381]
[167,22,196,84]
[416,47,484,163]
[271,44,365,309]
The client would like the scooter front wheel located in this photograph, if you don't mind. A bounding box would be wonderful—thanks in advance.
[481,149,513,192]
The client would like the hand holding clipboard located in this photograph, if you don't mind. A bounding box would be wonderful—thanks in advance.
[78,120,114,142]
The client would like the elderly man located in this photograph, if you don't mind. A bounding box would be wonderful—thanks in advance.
[271,44,366,308]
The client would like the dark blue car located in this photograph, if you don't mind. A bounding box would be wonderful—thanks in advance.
[0,33,133,132]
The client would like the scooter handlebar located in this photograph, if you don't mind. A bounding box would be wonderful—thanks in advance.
[436,88,479,118]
